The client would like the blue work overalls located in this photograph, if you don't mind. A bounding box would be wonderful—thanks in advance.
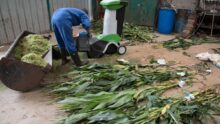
[51,8,91,54]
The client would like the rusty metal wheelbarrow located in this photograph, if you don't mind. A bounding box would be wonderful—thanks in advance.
[0,31,52,92]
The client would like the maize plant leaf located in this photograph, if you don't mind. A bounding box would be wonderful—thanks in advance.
[109,117,131,124]
[88,111,127,123]
[132,112,149,123]
[64,113,90,124]
[93,102,108,110]
[108,94,133,108]
[161,105,171,115]
[110,76,138,91]
[59,97,89,105]
[147,94,161,108]
[167,110,180,124]
[74,82,92,93]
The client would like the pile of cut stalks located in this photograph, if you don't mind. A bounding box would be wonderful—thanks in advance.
[47,60,220,124]
[162,37,219,50]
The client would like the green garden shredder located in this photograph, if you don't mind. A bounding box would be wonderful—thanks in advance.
[81,0,128,58]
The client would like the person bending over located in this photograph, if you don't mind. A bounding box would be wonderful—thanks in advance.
[52,8,91,66]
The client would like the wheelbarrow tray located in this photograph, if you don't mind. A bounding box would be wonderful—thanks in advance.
[0,31,52,92]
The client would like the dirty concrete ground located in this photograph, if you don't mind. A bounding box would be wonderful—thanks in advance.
[0,33,220,124]
[0,84,63,124]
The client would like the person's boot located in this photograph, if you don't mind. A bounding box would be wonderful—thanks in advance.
[70,53,89,67]
[60,49,70,65]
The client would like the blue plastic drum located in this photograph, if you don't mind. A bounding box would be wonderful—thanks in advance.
[158,8,176,34]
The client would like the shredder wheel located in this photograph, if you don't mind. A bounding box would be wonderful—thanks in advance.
[118,46,126,55]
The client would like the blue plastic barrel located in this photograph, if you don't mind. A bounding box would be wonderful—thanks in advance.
[158,8,176,34]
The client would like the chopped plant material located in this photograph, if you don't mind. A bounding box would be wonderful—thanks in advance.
[123,23,155,43]
[162,38,194,50]
[14,34,51,66]
[91,19,103,34]
[15,34,51,58]
[21,53,48,67]
[163,37,219,50]
[91,20,155,42]
[193,36,220,44]
[191,62,211,75]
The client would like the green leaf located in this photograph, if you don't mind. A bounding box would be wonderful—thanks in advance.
[112,118,130,124]
[64,113,90,124]
[88,111,125,123]
[74,82,92,93]
[93,102,108,110]
[108,95,133,108]
[168,110,180,124]
[58,97,89,104]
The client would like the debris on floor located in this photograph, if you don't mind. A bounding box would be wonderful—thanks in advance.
[196,52,220,68]
[162,37,219,50]
[191,62,212,75]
